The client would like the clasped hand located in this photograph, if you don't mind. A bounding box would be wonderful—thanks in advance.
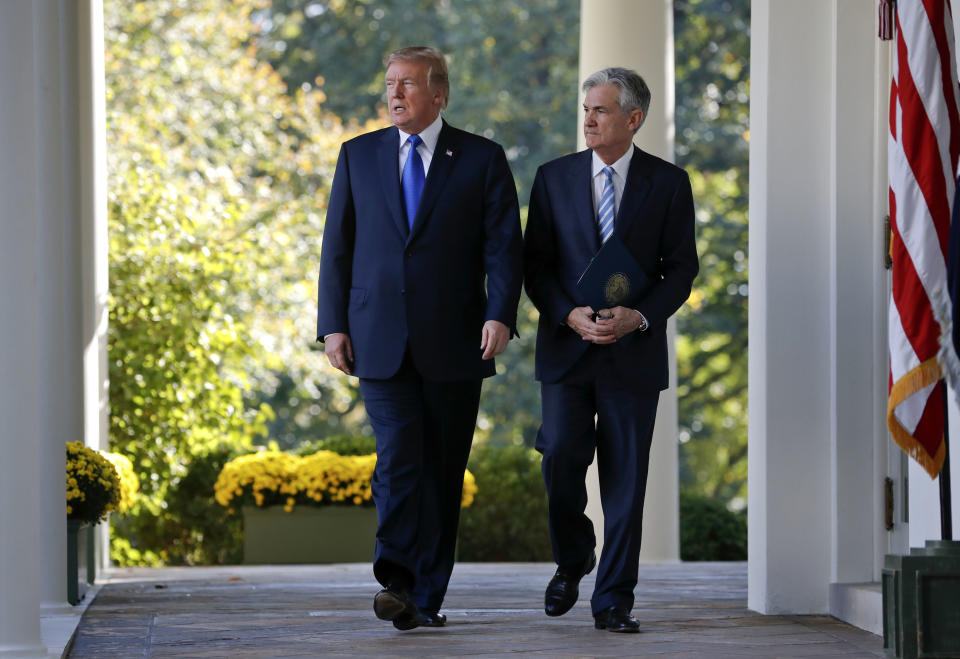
[566,306,642,344]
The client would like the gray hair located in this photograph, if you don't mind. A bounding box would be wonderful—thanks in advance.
[582,67,651,131]
[385,46,450,109]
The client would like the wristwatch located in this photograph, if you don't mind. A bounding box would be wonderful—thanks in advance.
[634,309,648,332]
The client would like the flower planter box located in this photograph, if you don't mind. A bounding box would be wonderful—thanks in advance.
[242,505,377,564]
[882,540,960,658]
[67,520,95,605]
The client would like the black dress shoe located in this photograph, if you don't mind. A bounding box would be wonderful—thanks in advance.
[421,611,446,627]
[593,606,640,633]
[374,585,424,630]
[544,552,597,617]
[395,610,444,630]
[391,608,430,631]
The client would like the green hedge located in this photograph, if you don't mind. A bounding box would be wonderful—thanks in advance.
[458,444,552,561]
[111,443,244,566]
[679,492,747,561]
[295,434,376,456]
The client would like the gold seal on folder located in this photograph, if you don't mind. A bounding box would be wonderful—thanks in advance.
[604,272,630,305]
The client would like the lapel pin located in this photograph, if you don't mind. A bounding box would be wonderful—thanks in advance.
[446,150,453,157]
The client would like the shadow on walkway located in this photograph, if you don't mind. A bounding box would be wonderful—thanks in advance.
[68,562,883,658]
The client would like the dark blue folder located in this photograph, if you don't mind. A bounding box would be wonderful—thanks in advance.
[575,234,652,311]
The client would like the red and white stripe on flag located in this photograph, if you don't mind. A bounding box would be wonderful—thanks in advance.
[888,0,960,478]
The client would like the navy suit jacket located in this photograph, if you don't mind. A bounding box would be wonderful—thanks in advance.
[524,146,698,388]
[317,120,523,381]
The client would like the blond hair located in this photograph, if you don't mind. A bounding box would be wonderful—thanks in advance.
[385,46,450,109]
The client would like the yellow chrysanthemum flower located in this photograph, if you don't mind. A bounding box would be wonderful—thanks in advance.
[66,441,122,524]
[213,448,477,512]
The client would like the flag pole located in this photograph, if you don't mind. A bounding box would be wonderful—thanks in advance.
[941,380,954,540]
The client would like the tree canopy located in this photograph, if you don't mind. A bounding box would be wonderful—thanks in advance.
[255,0,580,203]
[674,0,750,507]
[104,0,375,562]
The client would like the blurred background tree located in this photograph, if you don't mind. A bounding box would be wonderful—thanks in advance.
[104,0,748,563]
[673,0,750,511]
[104,0,375,563]
[255,0,580,204]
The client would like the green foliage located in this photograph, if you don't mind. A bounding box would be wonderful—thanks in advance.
[674,0,750,508]
[110,444,245,566]
[110,536,165,567]
[679,492,747,561]
[108,168,268,505]
[256,0,579,206]
[674,0,750,168]
[458,444,552,561]
[260,373,370,452]
[104,0,374,563]
[295,434,376,456]
[164,445,245,564]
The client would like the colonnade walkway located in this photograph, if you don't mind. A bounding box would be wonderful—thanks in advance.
[67,562,884,657]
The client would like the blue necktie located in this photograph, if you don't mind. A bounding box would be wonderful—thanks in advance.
[597,166,615,243]
[402,134,425,229]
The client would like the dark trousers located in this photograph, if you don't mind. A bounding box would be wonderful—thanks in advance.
[359,354,481,613]
[536,346,659,614]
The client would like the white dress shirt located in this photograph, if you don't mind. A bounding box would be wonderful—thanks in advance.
[398,114,443,180]
[591,145,633,221]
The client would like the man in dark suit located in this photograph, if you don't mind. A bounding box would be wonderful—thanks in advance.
[316,47,522,631]
[524,67,698,633]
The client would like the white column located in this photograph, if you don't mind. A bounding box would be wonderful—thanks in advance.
[36,0,85,614]
[80,0,109,457]
[77,0,111,572]
[0,3,52,655]
[748,0,834,614]
[749,0,892,614]
[0,0,95,652]
[830,0,890,586]
[579,0,680,562]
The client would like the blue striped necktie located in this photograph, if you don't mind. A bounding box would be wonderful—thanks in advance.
[402,134,425,229]
[597,166,615,243]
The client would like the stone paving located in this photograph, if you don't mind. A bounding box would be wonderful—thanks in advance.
[67,562,885,658]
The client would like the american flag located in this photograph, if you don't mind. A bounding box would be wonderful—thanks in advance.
[887,0,960,478]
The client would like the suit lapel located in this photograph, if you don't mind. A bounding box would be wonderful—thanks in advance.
[615,146,653,239]
[408,121,455,243]
[377,126,409,240]
[567,150,601,254]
